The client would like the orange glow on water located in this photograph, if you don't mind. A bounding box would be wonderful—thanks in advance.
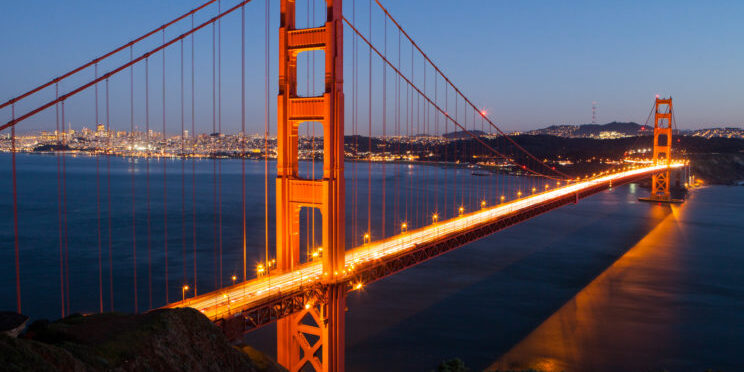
[488,203,686,371]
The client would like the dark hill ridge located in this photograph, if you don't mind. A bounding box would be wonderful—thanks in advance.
[1,308,285,372]
[527,122,653,137]
[442,130,488,139]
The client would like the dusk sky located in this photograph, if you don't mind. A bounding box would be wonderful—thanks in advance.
[1,0,742,133]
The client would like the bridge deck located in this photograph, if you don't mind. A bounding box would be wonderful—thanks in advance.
[164,164,683,334]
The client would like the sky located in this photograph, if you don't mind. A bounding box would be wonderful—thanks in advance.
[1,0,742,134]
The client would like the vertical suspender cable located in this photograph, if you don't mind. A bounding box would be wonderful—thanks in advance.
[311,0,316,250]
[95,64,103,313]
[11,104,21,313]
[404,41,409,225]
[481,115,486,202]
[106,78,114,311]
[417,85,422,224]
[131,46,138,313]
[434,72,439,215]
[212,20,218,289]
[62,101,69,315]
[454,94,458,212]
[466,102,470,209]
[443,80,447,219]
[305,0,311,257]
[422,56,427,224]
[146,57,153,310]
[217,0,223,289]
[406,40,416,224]
[352,0,358,247]
[181,38,187,291]
[191,14,198,296]
[394,26,400,231]
[411,44,417,226]
[471,109,475,207]
[162,30,169,303]
[241,3,247,281]
[55,84,64,318]
[264,0,270,269]
[367,0,372,239]
[381,14,386,239]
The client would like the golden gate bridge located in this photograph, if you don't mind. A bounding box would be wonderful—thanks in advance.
[1,1,689,371]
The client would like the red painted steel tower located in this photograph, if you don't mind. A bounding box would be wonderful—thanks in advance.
[650,97,673,201]
[276,0,346,371]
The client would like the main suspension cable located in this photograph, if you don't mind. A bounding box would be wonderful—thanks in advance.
[372,0,570,180]
[342,16,565,181]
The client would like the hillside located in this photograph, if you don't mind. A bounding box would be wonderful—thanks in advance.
[526,122,652,137]
[1,309,285,372]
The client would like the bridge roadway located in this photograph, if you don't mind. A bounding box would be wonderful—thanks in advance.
[164,163,683,335]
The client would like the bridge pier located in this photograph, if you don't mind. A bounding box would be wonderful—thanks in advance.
[277,284,346,372]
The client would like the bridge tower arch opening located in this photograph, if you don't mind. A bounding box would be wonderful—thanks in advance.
[276,0,345,371]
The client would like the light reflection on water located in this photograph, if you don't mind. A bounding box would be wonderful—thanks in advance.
[485,189,744,372]
[337,186,744,371]
[488,204,684,371]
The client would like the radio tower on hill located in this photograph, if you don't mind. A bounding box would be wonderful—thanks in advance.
[592,101,598,124]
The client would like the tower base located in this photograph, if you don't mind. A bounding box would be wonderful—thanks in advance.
[638,197,684,204]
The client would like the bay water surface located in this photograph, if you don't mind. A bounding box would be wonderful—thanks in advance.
[1,153,743,371]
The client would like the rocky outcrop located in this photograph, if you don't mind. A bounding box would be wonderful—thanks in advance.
[1,308,285,372]
[688,152,744,185]
[0,312,28,338]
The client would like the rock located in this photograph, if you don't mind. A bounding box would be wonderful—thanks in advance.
[0,312,29,338]
[1,308,285,372]
[688,153,744,185]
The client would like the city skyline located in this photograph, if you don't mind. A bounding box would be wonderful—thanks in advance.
[2,1,743,134]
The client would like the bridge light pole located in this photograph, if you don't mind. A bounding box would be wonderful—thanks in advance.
[481,200,487,209]
[500,195,505,203]
[431,213,438,224]
[401,222,408,233]
[231,275,237,285]
[517,191,522,198]
[182,285,189,302]
[458,206,465,216]
[363,233,371,244]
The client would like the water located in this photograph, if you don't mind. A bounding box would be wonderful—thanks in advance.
[2,153,743,371]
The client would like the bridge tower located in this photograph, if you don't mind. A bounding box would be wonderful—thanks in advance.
[648,96,673,201]
[275,0,345,371]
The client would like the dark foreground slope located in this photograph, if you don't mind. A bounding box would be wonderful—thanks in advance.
[0,308,285,372]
